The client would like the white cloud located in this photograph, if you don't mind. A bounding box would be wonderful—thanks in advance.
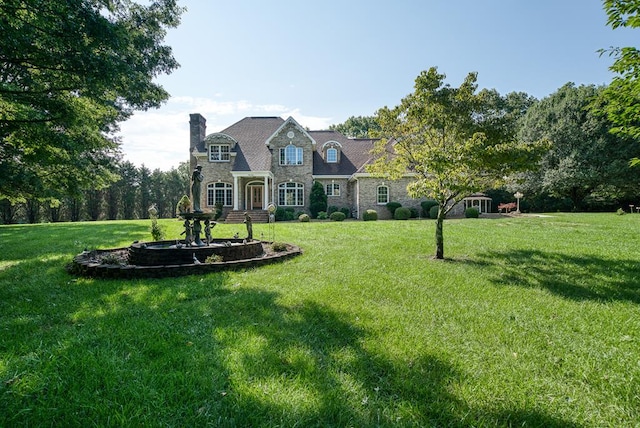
[117,97,336,171]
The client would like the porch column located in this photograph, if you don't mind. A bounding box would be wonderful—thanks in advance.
[263,176,269,210]
[233,175,239,210]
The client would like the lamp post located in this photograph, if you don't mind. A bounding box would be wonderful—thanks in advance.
[514,192,523,214]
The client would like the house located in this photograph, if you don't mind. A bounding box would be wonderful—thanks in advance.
[189,113,426,221]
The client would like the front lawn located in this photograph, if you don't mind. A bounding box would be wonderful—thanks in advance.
[1,214,638,426]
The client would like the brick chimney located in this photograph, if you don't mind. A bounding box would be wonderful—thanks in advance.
[189,113,206,168]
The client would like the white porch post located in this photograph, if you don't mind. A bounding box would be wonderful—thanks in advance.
[233,175,239,210]
[263,176,268,210]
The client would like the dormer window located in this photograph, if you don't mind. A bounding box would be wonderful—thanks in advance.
[322,141,341,163]
[326,148,338,163]
[210,144,230,162]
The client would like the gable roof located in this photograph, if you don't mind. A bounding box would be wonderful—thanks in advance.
[217,117,284,171]
[196,116,376,175]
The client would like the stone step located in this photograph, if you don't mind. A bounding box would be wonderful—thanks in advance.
[224,210,269,224]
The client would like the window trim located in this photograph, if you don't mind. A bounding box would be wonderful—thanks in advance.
[207,182,233,207]
[278,182,305,206]
[326,182,340,197]
[279,145,304,165]
[376,185,389,205]
[209,144,230,162]
[326,147,338,163]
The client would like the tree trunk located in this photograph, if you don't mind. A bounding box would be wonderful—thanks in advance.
[435,205,445,259]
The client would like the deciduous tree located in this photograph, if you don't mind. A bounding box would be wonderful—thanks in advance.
[368,68,545,259]
[598,0,640,166]
[0,0,183,200]
[518,83,640,210]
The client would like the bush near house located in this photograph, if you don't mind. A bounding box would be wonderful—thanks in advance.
[386,202,402,216]
[330,211,346,221]
[363,209,378,221]
[394,207,412,220]
[429,205,440,219]
[340,207,351,218]
[317,211,328,220]
[298,214,310,222]
[465,207,480,218]
[421,199,438,217]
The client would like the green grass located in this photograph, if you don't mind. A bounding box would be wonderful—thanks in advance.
[1,214,639,427]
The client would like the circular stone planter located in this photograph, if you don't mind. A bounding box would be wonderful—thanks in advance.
[68,240,302,279]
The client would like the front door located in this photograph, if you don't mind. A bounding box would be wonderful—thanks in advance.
[249,185,263,210]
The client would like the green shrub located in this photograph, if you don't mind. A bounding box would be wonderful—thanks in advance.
[271,242,288,252]
[275,207,286,221]
[298,213,310,222]
[386,202,402,216]
[330,211,346,221]
[465,207,480,218]
[409,207,419,218]
[421,199,438,217]
[394,206,412,220]
[205,254,223,263]
[317,211,328,220]
[284,207,295,221]
[429,205,440,219]
[616,208,626,215]
[363,209,378,221]
[340,207,351,218]
[214,202,224,220]
[310,181,327,218]
[327,205,339,215]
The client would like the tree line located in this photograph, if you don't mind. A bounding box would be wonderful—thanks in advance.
[0,161,189,224]
[336,81,640,213]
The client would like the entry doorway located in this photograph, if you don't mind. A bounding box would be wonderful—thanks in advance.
[247,184,264,210]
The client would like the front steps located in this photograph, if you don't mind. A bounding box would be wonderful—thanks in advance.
[224,210,269,224]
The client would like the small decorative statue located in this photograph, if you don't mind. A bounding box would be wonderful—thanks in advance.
[180,219,193,245]
[244,211,253,240]
[204,219,215,245]
[191,165,204,213]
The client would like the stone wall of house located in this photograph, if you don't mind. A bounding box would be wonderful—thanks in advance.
[270,122,315,213]
[314,178,353,216]
[357,177,424,220]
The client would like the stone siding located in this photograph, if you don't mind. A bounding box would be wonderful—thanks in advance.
[357,177,424,220]
[270,122,315,213]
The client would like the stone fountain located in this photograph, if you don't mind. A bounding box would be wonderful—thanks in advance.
[68,169,301,278]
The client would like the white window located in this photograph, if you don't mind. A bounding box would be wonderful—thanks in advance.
[377,185,389,205]
[326,147,338,163]
[210,144,230,162]
[280,145,303,165]
[326,183,340,197]
[278,182,304,206]
[207,182,233,206]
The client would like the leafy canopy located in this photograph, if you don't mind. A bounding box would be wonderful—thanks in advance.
[598,0,640,143]
[517,83,640,209]
[369,67,543,212]
[368,67,545,258]
[0,0,183,200]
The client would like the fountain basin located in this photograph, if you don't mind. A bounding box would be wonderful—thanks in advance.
[129,239,264,266]
[68,240,302,278]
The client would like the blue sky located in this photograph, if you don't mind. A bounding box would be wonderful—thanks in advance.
[118,0,638,171]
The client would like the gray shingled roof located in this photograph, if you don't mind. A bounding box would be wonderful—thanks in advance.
[200,117,376,174]
[221,117,284,171]
[310,130,376,176]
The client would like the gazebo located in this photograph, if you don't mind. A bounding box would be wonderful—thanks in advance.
[463,193,492,213]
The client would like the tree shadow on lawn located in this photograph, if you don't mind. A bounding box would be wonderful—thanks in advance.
[0,261,577,427]
[0,222,150,262]
[473,249,640,304]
